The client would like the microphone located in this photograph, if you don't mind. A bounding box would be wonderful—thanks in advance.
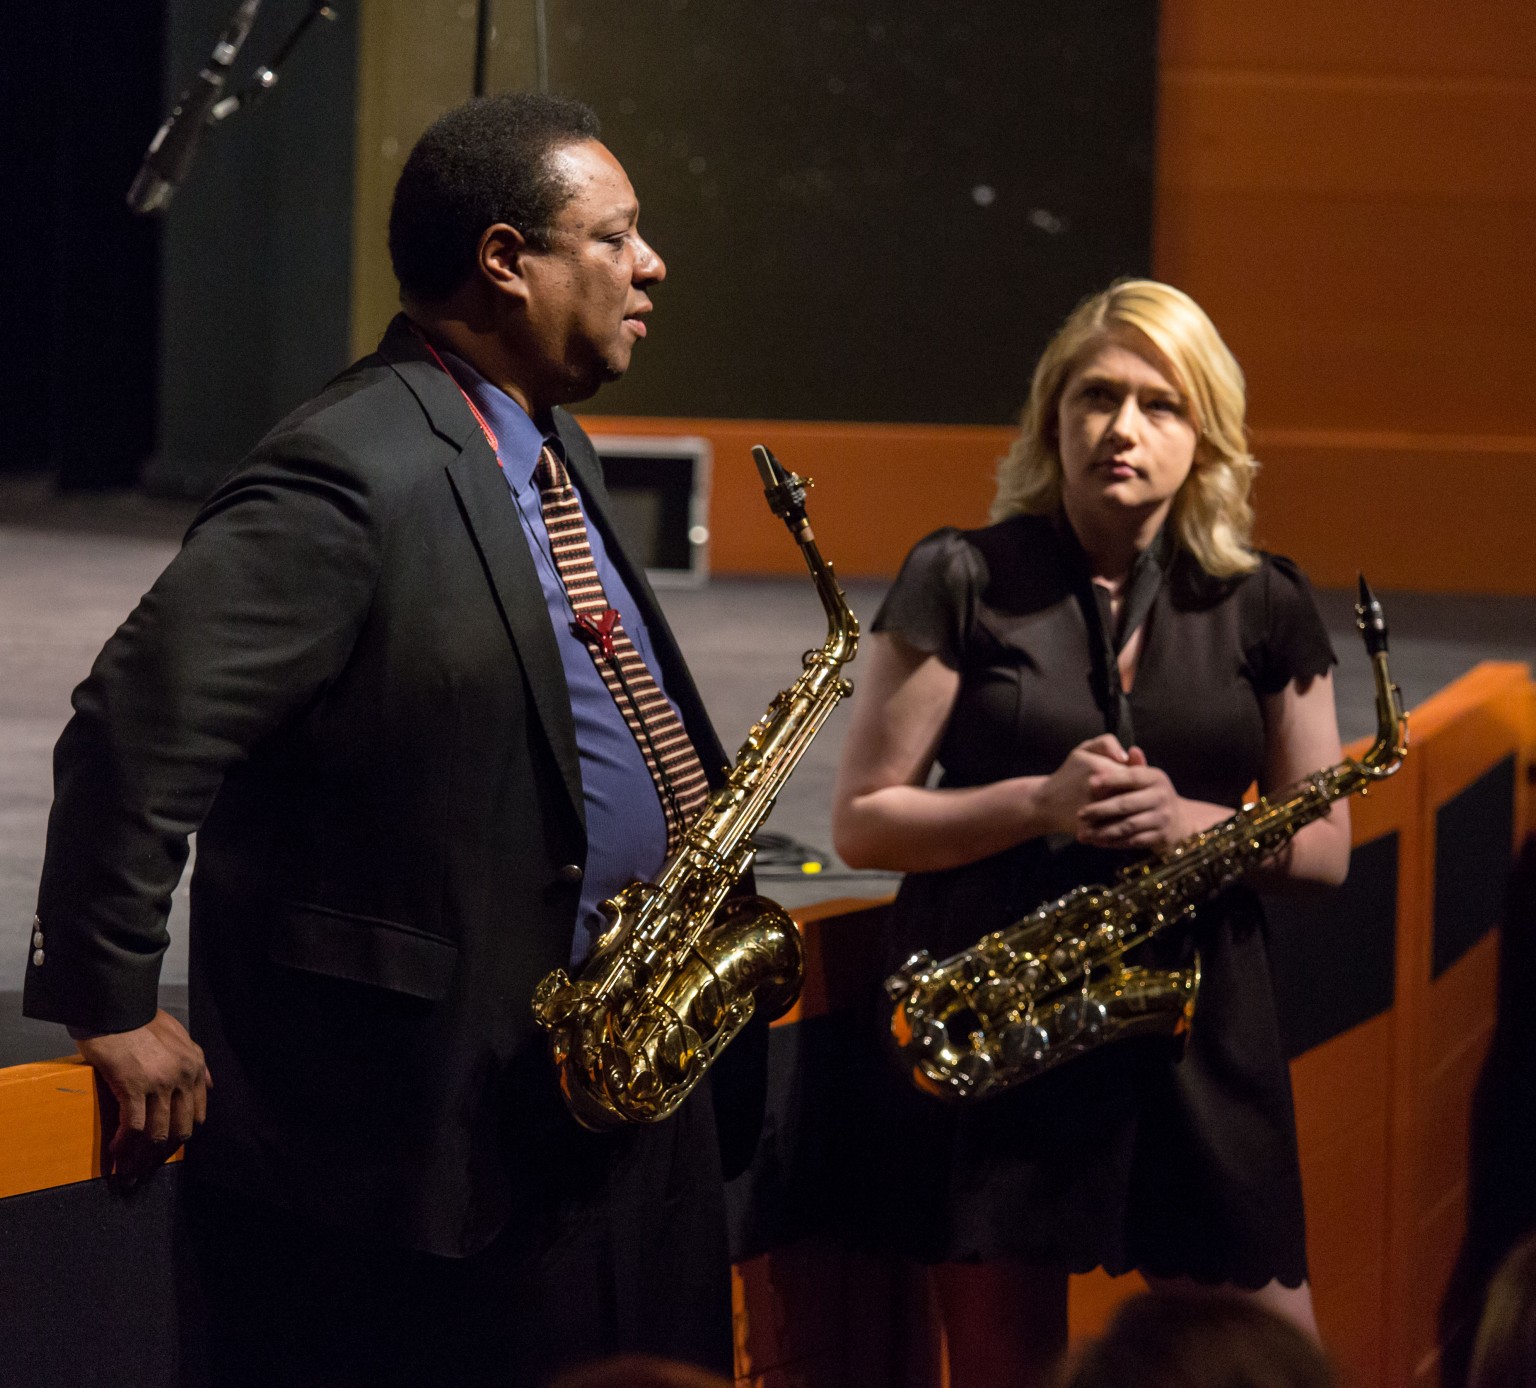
[127,0,264,216]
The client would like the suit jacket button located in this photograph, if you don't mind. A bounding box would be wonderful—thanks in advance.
[557,863,583,884]
[32,948,44,967]
[33,930,44,949]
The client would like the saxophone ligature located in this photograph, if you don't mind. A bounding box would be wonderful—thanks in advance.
[885,576,1408,1104]
[532,446,860,1130]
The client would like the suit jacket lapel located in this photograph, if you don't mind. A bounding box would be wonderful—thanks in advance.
[381,318,586,833]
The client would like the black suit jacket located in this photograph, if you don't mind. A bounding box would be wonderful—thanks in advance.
[24,316,763,1256]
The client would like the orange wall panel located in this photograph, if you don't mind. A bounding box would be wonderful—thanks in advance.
[1160,0,1536,79]
[1292,1016,1393,1307]
[579,416,1010,579]
[1418,934,1500,1081]
[1382,662,1526,1382]
[1405,1191,1470,1387]
[1408,1009,1490,1221]
[1155,191,1536,437]
[1159,72,1536,204]
[1156,0,1536,598]
[1315,1267,1388,1388]
[1412,662,1531,830]
[1245,436,1536,594]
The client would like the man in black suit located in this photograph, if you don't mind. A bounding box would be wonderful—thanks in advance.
[23,93,752,1385]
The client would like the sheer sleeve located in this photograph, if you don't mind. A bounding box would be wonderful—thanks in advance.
[870,528,984,671]
[1250,553,1337,695]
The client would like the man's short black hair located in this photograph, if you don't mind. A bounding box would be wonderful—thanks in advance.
[388,92,602,303]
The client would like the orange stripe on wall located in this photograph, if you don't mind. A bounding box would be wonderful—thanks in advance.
[582,415,1536,594]
[1249,433,1536,593]
[580,415,1015,579]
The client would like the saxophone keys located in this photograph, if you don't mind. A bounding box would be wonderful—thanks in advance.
[999,1022,1049,1069]
[900,948,937,986]
[953,1050,994,1091]
[653,1021,705,1083]
[917,1017,949,1052]
[598,1042,634,1087]
[973,981,1019,1017]
[689,974,727,1031]
[530,970,574,1026]
[956,954,990,987]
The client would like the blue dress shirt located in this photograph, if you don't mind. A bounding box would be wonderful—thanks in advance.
[441,352,674,963]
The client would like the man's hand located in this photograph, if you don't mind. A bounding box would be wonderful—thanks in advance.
[76,1009,211,1184]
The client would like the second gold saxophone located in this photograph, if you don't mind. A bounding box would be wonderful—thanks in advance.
[532,446,859,1130]
[885,577,1408,1104]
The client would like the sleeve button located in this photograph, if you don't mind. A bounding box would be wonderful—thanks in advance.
[32,949,45,967]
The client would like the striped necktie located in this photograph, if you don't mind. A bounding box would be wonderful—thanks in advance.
[535,444,712,853]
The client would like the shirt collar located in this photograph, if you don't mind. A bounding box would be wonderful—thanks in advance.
[1053,508,1173,587]
[1053,507,1173,648]
[437,349,550,494]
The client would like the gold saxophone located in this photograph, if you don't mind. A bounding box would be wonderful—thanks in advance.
[532,446,860,1130]
[885,577,1408,1104]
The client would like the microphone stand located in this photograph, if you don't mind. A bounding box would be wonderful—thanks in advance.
[127,0,338,216]
[474,0,493,97]
[211,1,338,122]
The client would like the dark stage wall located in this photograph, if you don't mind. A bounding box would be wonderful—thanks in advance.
[3,1,1154,495]
[545,0,1159,425]
[143,0,358,498]
[0,6,164,487]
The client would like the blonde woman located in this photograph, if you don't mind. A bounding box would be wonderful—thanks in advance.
[832,281,1350,1388]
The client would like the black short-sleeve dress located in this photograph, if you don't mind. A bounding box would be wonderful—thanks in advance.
[862,512,1336,1289]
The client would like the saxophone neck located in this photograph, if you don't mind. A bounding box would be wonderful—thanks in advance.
[753,444,861,668]
[1355,577,1410,779]
[806,537,861,666]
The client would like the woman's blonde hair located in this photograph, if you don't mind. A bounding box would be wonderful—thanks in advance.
[991,279,1260,578]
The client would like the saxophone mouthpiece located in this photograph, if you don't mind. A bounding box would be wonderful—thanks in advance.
[751,444,781,490]
[752,444,811,532]
[1355,574,1389,657]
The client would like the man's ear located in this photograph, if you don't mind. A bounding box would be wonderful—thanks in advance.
[478,223,532,304]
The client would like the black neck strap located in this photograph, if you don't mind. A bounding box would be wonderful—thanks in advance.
[1056,513,1173,747]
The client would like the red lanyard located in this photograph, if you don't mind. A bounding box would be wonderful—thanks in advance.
[410,325,503,464]
[409,323,624,649]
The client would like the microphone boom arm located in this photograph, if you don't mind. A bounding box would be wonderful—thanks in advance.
[126,0,338,216]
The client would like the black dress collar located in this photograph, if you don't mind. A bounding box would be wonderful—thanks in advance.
[1053,510,1174,745]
